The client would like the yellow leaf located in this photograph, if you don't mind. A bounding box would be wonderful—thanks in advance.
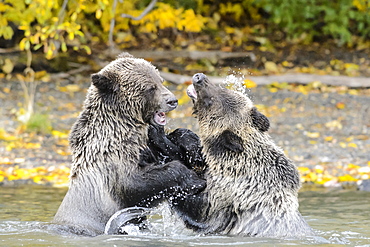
[8,174,20,181]
[258,46,267,52]
[281,61,293,67]
[348,89,358,95]
[46,49,53,59]
[336,102,345,109]
[347,163,360,169]
[59,84,80,93]
[344,63,359,70]
[348,143,358,148]
[18,26,28,30]
[308,172,318,182]
[0,129,18,141]
[264,61,279,73]
[315,166,324,174]
[15,168,30,179]
[339,142,347,148]
[68,32,75,40]
[0,158,12,165]
[338,174,358,182]
[24,143,41,149]
[243,79,257,88]
[2,58,14,74]
[52,130,69,139]
[61,42,67,52]
[71,12,78,22]
[345,136,353,142]
[19,38,27,51]
[33,176,43,184]
[297,85,308,95]
[298,167,310,174]
[56,149,71,156]
[324,136,333,142]
[96,9,102,19]
[310,81,322,89]
[6,143,15,151]
[325,120,343,130]
[306,132,320,138]
[81,45,91,55]
[43,175,54,181]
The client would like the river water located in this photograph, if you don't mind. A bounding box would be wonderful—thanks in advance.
[0,185,369,246]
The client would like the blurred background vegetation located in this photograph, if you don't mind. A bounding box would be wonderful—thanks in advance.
[1,0,369,59]
[0,0,369,125]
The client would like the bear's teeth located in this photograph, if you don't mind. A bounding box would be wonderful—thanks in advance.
[186,84,197,99]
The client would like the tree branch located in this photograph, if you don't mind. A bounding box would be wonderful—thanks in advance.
[121,0,157,20]
[108,0,119,47]
[57,0,69,25]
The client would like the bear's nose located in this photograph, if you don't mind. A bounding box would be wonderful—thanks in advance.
[192,73,205,84]
[166,97,178,109]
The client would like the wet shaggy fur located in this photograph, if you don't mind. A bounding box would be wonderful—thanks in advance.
[53,53,205,236]
[147,125,205,176]
[173,73,314,238]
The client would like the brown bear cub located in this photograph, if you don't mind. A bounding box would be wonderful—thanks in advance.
[171,73,314,238]
[53,53,205,236]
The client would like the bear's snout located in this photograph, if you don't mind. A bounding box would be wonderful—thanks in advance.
[166,97,178,109]
[160,88,178,112]
[192,73,206,85]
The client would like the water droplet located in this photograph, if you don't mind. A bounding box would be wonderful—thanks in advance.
[223,74,249,95]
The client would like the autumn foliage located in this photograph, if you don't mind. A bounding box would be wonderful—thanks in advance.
[1,0,369,60]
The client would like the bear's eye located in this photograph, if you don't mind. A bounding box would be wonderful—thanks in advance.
[146,85,157,92]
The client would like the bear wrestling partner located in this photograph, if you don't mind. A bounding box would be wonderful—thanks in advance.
[169,73,314,238]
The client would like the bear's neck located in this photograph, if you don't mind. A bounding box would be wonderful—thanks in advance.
[69,101,148,175]
[204,131,280,176]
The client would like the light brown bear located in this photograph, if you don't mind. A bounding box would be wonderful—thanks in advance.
[53,53,205,236]
[172,73,314,238]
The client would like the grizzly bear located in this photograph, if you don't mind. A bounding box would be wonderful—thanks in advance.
[169,73,314,238]
[52,53,205,236]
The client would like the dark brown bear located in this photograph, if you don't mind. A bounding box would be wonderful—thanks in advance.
[52,53,205,236]
[171,73,314,238]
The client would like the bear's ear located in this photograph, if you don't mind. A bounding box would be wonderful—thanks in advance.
[91,73,119,93]
[117,52,134,59]
[251,107,270,132]
[211,130,244,154]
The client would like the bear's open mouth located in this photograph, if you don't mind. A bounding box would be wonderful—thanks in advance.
[187,84,197,99]
[153,111,167,125]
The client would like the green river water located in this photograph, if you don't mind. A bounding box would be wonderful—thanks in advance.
[0,185,369,246]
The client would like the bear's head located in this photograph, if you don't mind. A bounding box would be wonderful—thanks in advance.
[187,73,270,153]
[90,52,177,126]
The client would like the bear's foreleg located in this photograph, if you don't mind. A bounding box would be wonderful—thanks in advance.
[148,125,206,175]
[147,125,184,165]
[170,191,209,232]
[125,160,206,208]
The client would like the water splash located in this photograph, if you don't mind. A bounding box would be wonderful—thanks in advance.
[149,203,193,237]
[222,73,249,95]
